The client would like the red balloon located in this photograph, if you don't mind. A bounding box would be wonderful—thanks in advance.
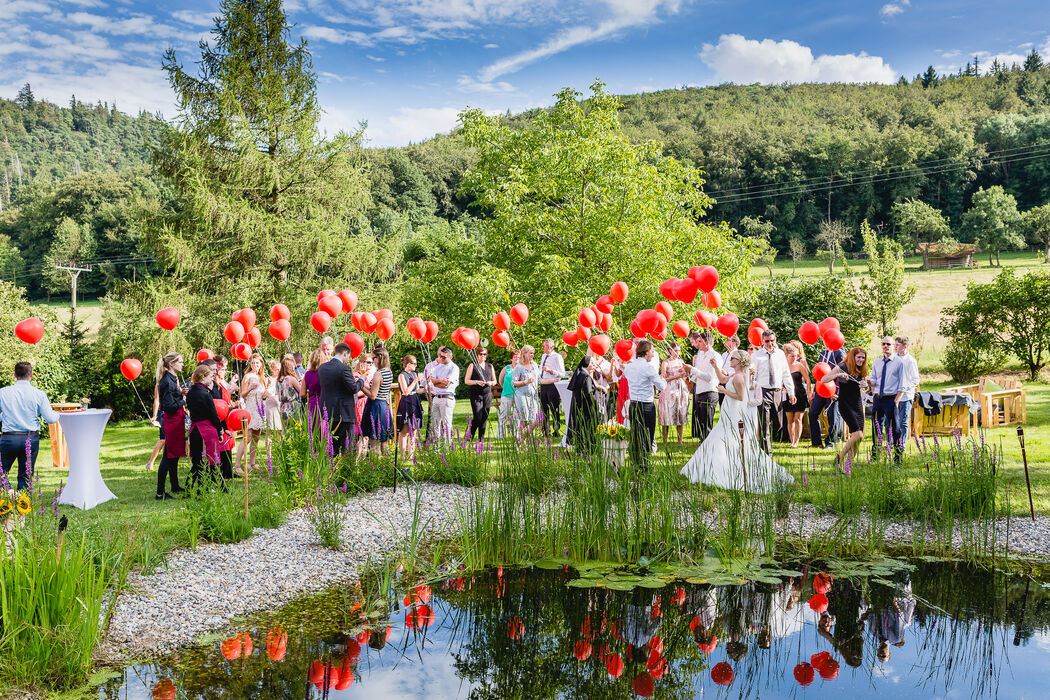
[812,362,832,381]
[672,320,690,338]
[374,309,393,322]
[823,328,845,351]
[245,327,262,348]
[673,277,698,303]
[588,334,611,356]
[196,349,214,362]
[155,307,180,331]
[422,321,439,344]
[350,312,363,331]
[576,326,591,343]
[609,281,629,304]
[711,661,734,686]
[595,295,614,314]
[119,358,142,381]
[232,308,256,332]
[14,318,44,344]
[793,662,815,686]
[598,313,612,332]
[461,328,480,350]
[659,278,678,301]
[509,303,529,326]
[361,312,378,334]
[799,320,821,345]
[269,304,290,322]
[636,309,661,334]
[817,657,840,680]
[701,291,721,309]
[318,294,342,318]
[629,320,646,339]
[615,339,634,362]
[816,380,836,399]
[317,289,336,301]
[406,317,426,339]
[652,328,666,341]
[268,319,291,341]
[749,318,769,331]
[818,317,841,337]
[562,331,578,347]
[338,289,358,313]
[808,592,829,614]
[224,321,245,344]
[605,653,624,678]
[574,640,592,661]
[231,342,251,361]
[747,325,764,347]
[813,572,833,594]
[310,312,331,333]
[376,317,395,341]
[655,301,673,321]
[226,408,251,430]
[493,311,510,330]
[506,617,525,640]
[695,265,719,293]
[494,330,512,347]
[213,399,229,421]
[343,333,365,358]
[713,313,739,338]
[579,308,596,328]
[631,672,655,698]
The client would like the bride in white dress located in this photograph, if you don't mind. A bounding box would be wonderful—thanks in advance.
[680,349,794,494]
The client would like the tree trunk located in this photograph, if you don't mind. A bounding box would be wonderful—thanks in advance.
[1044,240,1050,263]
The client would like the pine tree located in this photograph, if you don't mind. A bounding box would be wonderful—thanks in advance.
[921,65,938,88]
[15,83,34,110]
[1023,49,1044,72]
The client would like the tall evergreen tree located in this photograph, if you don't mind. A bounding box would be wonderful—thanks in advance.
[152,0,375,316]
[1023,49,1044,72]
[15,83,34,110]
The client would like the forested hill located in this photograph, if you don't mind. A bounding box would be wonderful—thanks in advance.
[0,85,165,206]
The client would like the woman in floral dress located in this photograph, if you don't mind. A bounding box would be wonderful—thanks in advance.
[658,341,690,446]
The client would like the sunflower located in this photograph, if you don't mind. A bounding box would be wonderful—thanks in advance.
[0,498,11,517]
[16,493,31,515]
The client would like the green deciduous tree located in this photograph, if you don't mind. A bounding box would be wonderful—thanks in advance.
[814,219,851,274]
[445,81,756,342]
[146,0,381,350]
[962,185,1023,266]
[891,198,951,253]
[861,220,916,336]
[788,237,807,276]
[941,268,1050,379]
[739,215,777,277]
[1021,203,1050,263]
[42,217,95,296]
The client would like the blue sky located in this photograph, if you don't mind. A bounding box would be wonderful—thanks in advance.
[2,1,1048,146]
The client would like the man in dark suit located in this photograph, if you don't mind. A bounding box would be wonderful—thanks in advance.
[318,342,364,454]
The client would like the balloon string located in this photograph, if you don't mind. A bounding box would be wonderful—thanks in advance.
[127,380,151,420]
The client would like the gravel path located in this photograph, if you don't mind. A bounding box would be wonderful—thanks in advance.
[99,483,474,661]
[100,482,1050,662]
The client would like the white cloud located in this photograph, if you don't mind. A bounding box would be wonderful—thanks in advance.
[880,1,910,20]
[67,11,180,38]
[457,74,515,93]
[0,62,174,115]
[0,1,50,20]
[171,10,216,27]
[302,25,373,46]
[483,43,498,49]
[699,34,897,85]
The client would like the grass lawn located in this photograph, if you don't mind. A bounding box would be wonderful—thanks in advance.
[46,298,105,336]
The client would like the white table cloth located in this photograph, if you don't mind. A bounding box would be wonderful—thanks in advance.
[557,380,573,448]
[58,409,116,510]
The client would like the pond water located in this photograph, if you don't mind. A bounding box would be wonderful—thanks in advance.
[99,560,1050,699]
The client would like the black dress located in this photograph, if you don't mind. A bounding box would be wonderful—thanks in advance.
[834,363,865,434]
[790,371,810,412]
[396,370,423,434]
[186,383,222,488]
[567,368,599,454]
[467,361,494,441]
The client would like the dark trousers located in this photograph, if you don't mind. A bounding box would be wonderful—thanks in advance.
[469,392,492,441]
[539,383,562,437]
[758,388,785,455]
[219,450,233,480]
[189,431,223,490]
[809,396,841,447]
[332,419,356,455]
[157,455,180,496]
[691,391,718,441]
[872,395,899,461]
[0,433,38,491]
[629,401,657,470]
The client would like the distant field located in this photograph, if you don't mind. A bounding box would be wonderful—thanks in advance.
[46,298,105,336]
[754,250,1048,373]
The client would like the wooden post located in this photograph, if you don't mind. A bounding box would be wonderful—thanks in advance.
[241,417,249,520]
[1017,426,1035,522]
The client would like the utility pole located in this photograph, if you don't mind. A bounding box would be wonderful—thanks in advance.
[54,263,92,310]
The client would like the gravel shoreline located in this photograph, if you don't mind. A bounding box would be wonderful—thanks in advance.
[99,483,1050,662]
[99,482,474,662]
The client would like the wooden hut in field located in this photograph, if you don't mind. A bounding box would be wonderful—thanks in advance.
[918,242,976,269]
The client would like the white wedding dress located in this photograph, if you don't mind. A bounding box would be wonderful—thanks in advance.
[680,389,794,495]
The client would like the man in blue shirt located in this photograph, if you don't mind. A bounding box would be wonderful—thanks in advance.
[808,346,846,448]
[869,337,904,461]
[0,362,60,490]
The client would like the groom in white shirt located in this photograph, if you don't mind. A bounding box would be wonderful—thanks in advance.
[750,330,795,454]
[622,341,667,470]
[688,331,720,442]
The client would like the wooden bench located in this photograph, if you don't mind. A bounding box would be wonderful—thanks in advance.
[941,378,1026,429]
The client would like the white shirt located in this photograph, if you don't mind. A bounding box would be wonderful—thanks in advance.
[689,349,721,394]
[897,352,920,401]
[538,351,566,384]
[589,355,611,392]
[426,360,459,397]
[719,350,737,376]
[751,347,794,398]
[622,357,667,403]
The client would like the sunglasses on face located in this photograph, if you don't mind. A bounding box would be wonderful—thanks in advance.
[882,342,892,346]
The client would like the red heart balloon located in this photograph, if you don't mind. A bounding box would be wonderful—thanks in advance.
[561,330,578,347]
[268,320,291,341]
[119,358,142,381]
[14,318,44,344]
[196,349,214,362]
[337,289,358,313]
[155,307,180,331]
[269,304,290,322]
[318,294,342,318]
[493,311,510,330]
[343,333,365,358]
[509,303,529,326]
[310,312,331,333]
[609,281,629,303]
[224,321,245,344]
[588,334,610,356]
[232,308,256,332]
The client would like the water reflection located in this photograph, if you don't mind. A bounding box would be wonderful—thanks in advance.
[99,562,1050,699]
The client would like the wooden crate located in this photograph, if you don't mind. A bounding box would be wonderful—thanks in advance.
[980,379,1026,428]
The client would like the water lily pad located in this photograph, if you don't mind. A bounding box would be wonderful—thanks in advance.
[606,581,637,591]
[567,578,599,588]
[534,558,568,570]
[637,577,668,589]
